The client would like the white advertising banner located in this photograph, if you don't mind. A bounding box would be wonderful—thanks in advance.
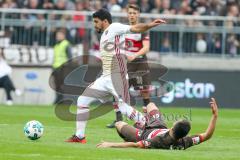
[0,67,55,105]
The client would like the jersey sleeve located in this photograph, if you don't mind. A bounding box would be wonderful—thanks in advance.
[110,23,131,35]
[171,135,204,150]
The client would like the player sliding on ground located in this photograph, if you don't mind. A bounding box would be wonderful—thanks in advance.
[97,98,218,149]
[65,9,166,143]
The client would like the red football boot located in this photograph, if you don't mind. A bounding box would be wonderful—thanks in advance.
[65,135,87,143]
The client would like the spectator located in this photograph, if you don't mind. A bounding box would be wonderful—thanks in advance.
[191,0,209,15]
[207,0,224,16]
[213,35,222,54]
[26,0,46,45]
[177,0,193,15]
[161,0,173,14]
[160,37,172,53]
[1,0,17,8]
[227,34,239,56]
[72,0,86,43]
[139,0,152,13]
[82,0,92,11]
[225,4,239,28]
[118,0,128,8]
[54,0,67,19]
[196,33,207,53]
[92,0,102,11]
[151,0,162,13]
[42,0,54,10]
[1,0,18,19]
[104,0,122,12]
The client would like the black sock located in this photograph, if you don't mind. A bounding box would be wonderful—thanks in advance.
[143,98,150,106]
[116,111,123,121]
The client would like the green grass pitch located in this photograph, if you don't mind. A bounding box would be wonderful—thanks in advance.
[0,104,240,160]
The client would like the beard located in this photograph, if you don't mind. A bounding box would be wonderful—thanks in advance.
[95,27,102,33]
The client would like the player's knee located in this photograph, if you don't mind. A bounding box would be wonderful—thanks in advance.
[77,96,85,106]
[115,121,127,131]
[77,96,91,107]
[147,102,158,113]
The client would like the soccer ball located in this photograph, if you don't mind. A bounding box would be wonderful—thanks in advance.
[23,120,44,140]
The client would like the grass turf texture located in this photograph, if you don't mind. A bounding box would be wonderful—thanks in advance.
[0,104,239,160]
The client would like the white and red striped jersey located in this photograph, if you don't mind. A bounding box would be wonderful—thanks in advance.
[146,128,169,139]
[100,23,131,75]
[125,32,149,56]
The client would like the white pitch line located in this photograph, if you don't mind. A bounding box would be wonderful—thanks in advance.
[1,153,41,157]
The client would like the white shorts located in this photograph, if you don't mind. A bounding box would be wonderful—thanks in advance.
[77,73,130,107]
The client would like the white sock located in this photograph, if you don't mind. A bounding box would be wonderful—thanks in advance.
[118,102,145,124]
[76,107,89,139]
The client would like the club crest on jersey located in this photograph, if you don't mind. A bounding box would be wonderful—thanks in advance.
[105,30,108,35]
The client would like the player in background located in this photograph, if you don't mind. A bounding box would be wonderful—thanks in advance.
[65,9,166,143]
[52,29,72,104]
[107,4,151,128]
[97,98,218,149]
[0,52,22,105]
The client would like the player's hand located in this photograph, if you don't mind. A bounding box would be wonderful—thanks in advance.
[149,19,166,28]
[96,141,112,148]
[127,55,137,62]
[209,97,218,118]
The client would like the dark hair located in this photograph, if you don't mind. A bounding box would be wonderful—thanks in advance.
[92,9,112,24]
[172,120,191,139]
[56,28,67,35]
[127,4,140,12]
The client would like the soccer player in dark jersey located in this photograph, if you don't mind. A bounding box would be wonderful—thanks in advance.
[107,4,151,128]
[97,98,218,149]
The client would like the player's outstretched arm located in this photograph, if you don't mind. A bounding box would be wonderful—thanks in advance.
[130,19,166,33]
[200,98,218,142]
[96,141,142,148]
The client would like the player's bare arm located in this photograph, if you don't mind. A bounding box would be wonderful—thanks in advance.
[199,97,218,142]
[179,98,218,150]
[128,39,150,61]
[130,19,166,33]
[96,141,141,148]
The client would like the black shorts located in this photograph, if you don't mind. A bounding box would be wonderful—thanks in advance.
[119,124,142,142]
[127,58,151,90]
[145,109,167,129]
[140,109,168,140]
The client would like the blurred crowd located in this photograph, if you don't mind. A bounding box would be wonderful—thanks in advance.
[0,0,239,55]
[0,0,239,16]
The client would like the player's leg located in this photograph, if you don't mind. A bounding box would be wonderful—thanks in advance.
[106,97,123,128]
[1,75,15,104]
[106,69,137,129]
[66,76,110,143]
[146,102,159,113]
[53,69,64,104]
[139,61,151,107]
[108,72,146,126]
[117,101,146,126]
[65,94,97,143]
[115,121,141,142]
[145,102,167,129]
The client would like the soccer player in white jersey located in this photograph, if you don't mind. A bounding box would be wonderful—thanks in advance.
[65,9,166,143]
[107,4,152,128]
